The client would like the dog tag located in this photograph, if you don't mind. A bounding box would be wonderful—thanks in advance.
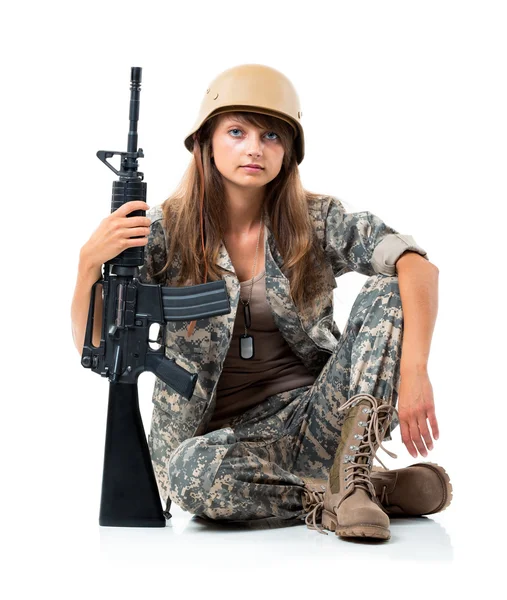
[239,334,254,359]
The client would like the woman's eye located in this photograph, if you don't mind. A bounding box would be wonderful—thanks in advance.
[228,129,278,140]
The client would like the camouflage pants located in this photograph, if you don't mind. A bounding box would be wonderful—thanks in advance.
[167,274,403,523]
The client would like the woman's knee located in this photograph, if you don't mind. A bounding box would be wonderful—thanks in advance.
[350,274,402,320]
[365,273,401,297]
[167,432,235,514]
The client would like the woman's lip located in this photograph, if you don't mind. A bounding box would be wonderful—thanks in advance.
[242,166,263,171]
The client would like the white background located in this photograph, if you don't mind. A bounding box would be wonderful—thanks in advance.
[2,0,505,597]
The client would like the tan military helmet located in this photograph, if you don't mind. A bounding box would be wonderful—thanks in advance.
[184,63,305,164]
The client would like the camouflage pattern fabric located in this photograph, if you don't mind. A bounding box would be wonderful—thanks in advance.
[164,273,403,522]
[140,195,427,521]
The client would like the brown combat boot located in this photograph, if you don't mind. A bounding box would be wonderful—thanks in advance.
[370,462,453,516]
[303,393,399,540]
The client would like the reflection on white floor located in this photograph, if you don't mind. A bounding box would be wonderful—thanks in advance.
[97,501,454,563]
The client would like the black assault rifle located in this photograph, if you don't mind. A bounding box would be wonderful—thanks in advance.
[81,66,231,527]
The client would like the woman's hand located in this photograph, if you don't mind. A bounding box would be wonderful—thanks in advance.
[397,367,439,459]
[80,200,151,270]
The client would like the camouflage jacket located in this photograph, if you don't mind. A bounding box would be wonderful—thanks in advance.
[139,195,429,506]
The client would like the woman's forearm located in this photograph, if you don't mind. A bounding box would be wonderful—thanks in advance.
[71,252,103,355]
[396,252,439,374]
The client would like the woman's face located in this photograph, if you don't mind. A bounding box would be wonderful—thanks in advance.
[210,113,285,192]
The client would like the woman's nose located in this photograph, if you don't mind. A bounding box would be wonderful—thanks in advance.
[246,134,263,153]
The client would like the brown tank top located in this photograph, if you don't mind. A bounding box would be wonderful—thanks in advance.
[205,269,316,432]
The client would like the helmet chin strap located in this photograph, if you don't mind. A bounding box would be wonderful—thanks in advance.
[186,132,207,338]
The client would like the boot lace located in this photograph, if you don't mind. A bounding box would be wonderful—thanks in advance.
[339,393,399,495]
[380,485,389,506]
[303,393,399,535]
[303,486,327,534]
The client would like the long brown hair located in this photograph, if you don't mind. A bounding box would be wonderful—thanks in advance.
[154,110,328,318]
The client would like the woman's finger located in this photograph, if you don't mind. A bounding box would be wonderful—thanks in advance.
[427,407,440,441]
[417,410,434,452]
[409,418,428,457]
[400,417,418,458]
[116,200,149,216]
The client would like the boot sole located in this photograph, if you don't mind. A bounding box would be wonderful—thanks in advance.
[408,461,453,514]
[321,508,390,540]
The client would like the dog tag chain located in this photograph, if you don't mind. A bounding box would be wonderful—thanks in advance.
[224,212,264,360]
[240,301,254,359]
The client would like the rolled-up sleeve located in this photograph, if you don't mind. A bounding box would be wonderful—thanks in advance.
[138,206,168,284]
[323,195,429,278]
